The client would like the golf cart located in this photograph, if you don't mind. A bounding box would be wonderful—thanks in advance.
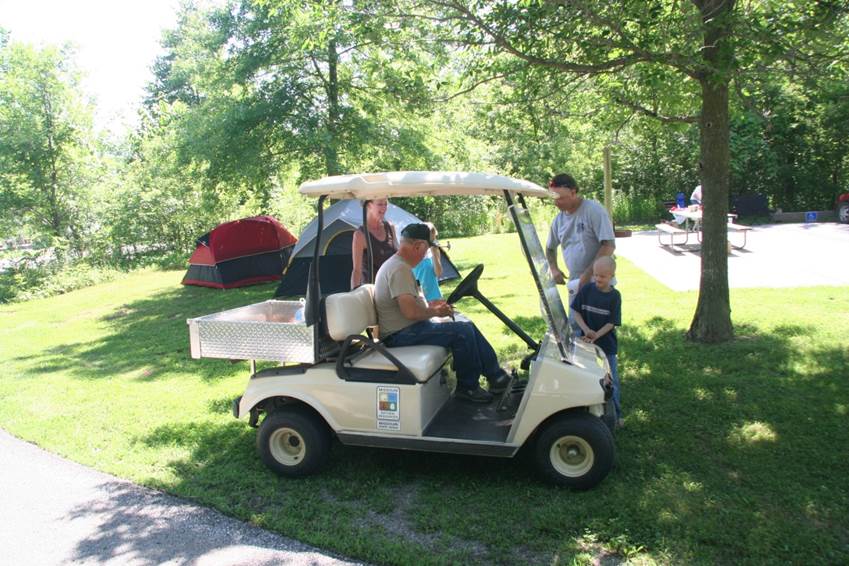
[188,172,616,489]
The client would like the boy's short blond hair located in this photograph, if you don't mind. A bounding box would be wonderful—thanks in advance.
[593,256,616,273]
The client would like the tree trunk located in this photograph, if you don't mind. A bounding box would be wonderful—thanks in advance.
[687,0,735,343]
[325,37,341,176]
[41,92,63,237]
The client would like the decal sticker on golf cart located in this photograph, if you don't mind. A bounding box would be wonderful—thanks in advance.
[376,386,400,422]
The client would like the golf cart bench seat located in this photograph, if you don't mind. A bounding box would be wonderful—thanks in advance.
[325,285,448,383]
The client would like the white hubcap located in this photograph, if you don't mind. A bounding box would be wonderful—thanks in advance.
[550,435,594,477]
[269,427,305,466]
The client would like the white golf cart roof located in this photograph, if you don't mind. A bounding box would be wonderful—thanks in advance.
[299,171,552,199]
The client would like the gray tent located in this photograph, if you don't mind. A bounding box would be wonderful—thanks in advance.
[275,199,460,297]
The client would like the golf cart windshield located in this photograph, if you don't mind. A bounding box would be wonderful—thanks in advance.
[509,205,572,358]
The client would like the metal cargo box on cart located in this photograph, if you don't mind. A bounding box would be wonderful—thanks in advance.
[187,300,313,363]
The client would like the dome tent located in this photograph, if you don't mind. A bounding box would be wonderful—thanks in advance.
[182,215,297,289]
[274,200,459,297]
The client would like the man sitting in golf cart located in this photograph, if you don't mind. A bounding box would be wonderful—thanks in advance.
[374,222,511,403]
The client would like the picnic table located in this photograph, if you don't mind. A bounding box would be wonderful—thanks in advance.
[656,207,751,250]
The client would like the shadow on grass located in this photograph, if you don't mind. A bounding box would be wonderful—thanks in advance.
[11,282,279,382]
[611,318,849,562]
[123,313,849,564]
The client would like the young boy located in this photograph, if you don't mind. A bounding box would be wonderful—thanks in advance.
[570,256,623,427]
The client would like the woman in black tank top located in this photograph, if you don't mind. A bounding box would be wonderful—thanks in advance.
[351,198,398,288]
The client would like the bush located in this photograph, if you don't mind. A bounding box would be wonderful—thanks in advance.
[611,192,664,225]
[392,195,500,237]
[0,259,121,303]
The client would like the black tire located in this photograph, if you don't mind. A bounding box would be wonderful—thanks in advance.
[838,202,849,224]
[602,400,617,433]
[257,408,330,478]
[534,413,615,490]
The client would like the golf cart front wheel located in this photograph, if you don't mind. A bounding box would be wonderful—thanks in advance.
[534,414,615,489]
[257,408,330,478]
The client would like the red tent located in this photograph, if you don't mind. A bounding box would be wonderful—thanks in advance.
[182,215,297,289]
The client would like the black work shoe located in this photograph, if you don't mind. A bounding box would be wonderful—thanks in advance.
[488,370,512,394]
[455,386,494,403]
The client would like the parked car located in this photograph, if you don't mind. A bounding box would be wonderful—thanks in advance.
[836,192,849,224]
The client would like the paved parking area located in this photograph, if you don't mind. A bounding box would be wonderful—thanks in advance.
[615,222,849,291]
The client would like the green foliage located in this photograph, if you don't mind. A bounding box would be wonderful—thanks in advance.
[2,1,849,306]
[0,40,99,246]
[728,77,849,211]
[433,0,849,217]
[610,192,661,226]
[393,195,497,238]
[0,256,119,303]
[145,0,449,187]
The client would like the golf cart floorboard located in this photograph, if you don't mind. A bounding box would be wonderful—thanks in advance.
[423,391,522,442]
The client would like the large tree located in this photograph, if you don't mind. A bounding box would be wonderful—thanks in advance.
[146,0,445,198]
[415,0,849,342]
[0,39,97,245]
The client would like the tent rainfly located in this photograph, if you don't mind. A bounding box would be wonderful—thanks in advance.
[182,215,297,289]
[274,200,459,297]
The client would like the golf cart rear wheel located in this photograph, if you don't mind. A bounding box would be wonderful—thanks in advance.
[257,409,329,478]
[534,414,614,489]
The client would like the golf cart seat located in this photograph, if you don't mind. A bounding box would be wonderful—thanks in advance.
[325,284,448,383]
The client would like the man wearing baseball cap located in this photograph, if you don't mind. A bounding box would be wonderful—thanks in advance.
[373,223,511,403]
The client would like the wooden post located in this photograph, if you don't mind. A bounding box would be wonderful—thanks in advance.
[604,144,632,238]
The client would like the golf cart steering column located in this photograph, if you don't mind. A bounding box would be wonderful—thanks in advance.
[447,264,539,351]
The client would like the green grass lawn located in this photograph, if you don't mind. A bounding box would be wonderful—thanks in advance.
[1,233,848,564]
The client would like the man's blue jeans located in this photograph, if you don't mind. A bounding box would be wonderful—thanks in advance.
[383,320,501,390]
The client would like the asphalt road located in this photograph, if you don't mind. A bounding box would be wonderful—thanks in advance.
[0,429,365,566]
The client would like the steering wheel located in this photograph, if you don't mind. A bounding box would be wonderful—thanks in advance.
[446,264,484,305]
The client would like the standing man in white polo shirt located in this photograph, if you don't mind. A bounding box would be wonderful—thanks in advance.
[545,173,616,305]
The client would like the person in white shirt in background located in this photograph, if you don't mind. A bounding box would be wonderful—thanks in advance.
[690,184,703,205]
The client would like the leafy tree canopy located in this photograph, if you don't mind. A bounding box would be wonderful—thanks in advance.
[0,39,97,246]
